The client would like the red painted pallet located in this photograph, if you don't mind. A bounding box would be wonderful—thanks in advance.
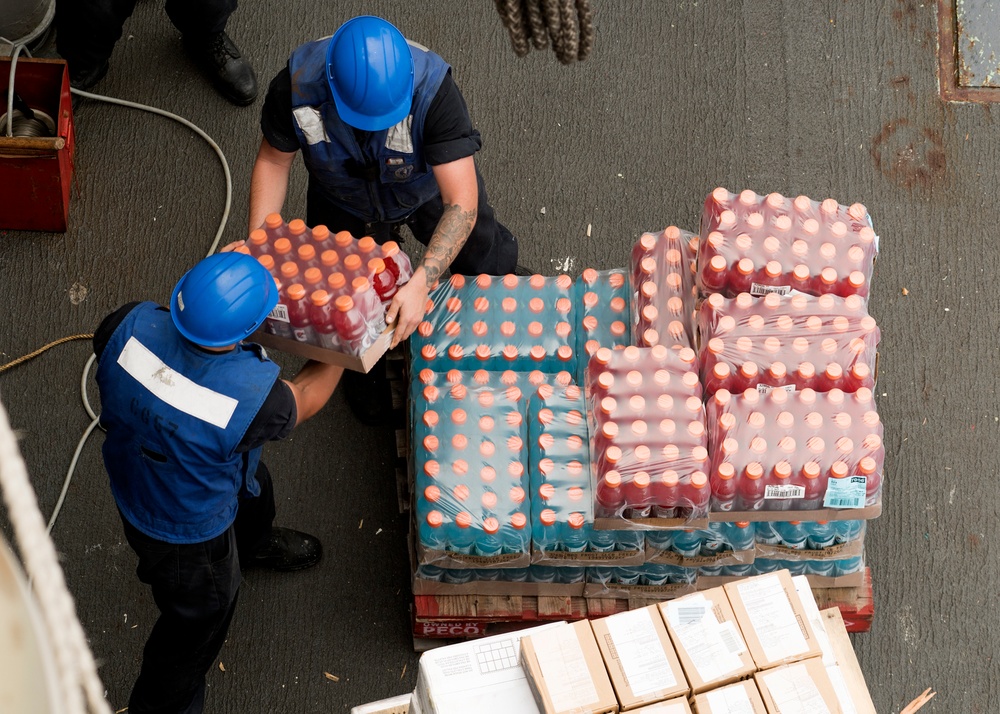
[412,567,873,643]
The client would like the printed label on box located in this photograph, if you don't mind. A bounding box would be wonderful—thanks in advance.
[705,685,756,713]
[823,476,867,509]
[664,596,744,683]
[532,626,599,711]
[735,575,808,663]
[605,608,677,697]
[760,663,833,714]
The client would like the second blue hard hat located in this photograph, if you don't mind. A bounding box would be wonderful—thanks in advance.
[326,16,414,131]
[170,252,278,347]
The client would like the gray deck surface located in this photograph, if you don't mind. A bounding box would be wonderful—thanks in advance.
[1,0,995,711]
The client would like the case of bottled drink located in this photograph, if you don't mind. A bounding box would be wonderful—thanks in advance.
[573,267,631,384]
[583,564,698,598]
[411,368,533,568]
[644,521,756,567]
[409,273,577,374]
[630,226,699,350]
[248,213,412,364]
[697,189,879,299]
[526,383,645,564]
[412,563,589,597]
[586,345,710,526]
[697,291,880,395]
[752,520,865,561]
[705,386,885,518]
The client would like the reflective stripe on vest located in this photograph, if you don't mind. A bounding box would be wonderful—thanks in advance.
[96,302,280,543]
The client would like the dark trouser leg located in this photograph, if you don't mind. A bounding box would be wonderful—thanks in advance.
[235,461,276,560]
[164,0,237,37]
[405,164,518,276]
[120,515,241,714]
[56,0,140,74]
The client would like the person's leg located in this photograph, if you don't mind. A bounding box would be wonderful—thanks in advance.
[120,515,240,714]
[56,0,140,88]
[405,164,519,276]
[164,0,257,105]
[236,462,322,570]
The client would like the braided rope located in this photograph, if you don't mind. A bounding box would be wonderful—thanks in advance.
[494,0,594,63]
[0,399,112,713]
[0,334,94,374]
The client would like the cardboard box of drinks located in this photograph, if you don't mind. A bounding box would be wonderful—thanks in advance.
[698,566,865,591]
[251,324,393,374]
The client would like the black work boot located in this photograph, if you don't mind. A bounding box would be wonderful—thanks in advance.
[183,31,257,106]
[245,527,322,571]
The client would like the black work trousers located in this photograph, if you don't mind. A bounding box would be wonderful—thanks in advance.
[118,462,275,714]
[56,0,237,74]
[305,165,519,276]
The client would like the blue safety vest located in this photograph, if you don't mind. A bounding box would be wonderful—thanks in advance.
[96,302,281,544]
[288,37,451,222]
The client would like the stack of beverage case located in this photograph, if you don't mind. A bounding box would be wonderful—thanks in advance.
[409,187,882,600]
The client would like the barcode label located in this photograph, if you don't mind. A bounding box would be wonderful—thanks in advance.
[764,485,806,500]
[717,622,746,655]
[757,383,797,395]
[268,304,290,322]
[750,282,791,296]
[824,475,867,509]
[677,605,707,625]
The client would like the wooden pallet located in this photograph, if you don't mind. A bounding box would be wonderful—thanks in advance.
[412,567,873,645]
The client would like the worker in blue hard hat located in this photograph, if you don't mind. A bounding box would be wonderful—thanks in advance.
[247,16,518,423]
[92,251,342,714]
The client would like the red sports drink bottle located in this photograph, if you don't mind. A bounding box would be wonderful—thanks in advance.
[285,284,315,344]
[287,218,308,246]
[263,213,284,242]
[596,471,625,518]
[624,471,653,518]
[711,462,737,511]
[309,290,339,349]
[652,470,680,518]
[333,295,367,354]
[247,228,271,257]
[297,244,321,274]
[380,240,413,284]
[369,258,398,304]
[737,462,765,510]
[310,224,332,253]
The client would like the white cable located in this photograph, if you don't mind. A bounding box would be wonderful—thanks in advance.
[80,353,98,422]
[3,40,30,137]
[47,418,100,534]
[70,87,233,254]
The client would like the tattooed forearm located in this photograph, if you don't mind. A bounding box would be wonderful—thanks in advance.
[419,202,477,285]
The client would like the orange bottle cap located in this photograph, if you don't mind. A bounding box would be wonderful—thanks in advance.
[423,459,440,477]
[480,465,496,482]
[288,219,306,235]
[352,277,371,293]
[690,471,708,488]
[310,290,331,306]
[334,295,355,312]
[234,245,251,255]
[455,512,473,529]
[344,254,362,271]
[298,244,316,261]
[426,510,443,527]
[304,267,322,285]
[718,463,736,479]
[334,231,353,247]
[369,258,386,273]
[327,272,346,290]
[265,213,283,229]
[286,284,306,300]
[358,236,376,253]
[510,512,527,529]
[509,485,525,503]
[249,229,268,246]
[540,509,557,526]
[746,462,763,479]
[257,255,275,271]
[482,517,500,535]
[321,250,340,267]
[604,471,622,488]
[539,483,555,500]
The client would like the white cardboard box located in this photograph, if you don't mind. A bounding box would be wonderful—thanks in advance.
[411,623,563,714]
[351,694,411,714]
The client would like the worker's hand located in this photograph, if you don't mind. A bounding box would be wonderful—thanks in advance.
[218,240,246,253]
[386,272,431,349]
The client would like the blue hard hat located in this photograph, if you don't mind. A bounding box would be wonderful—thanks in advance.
[326,16,414,131]
[170,253,278,347]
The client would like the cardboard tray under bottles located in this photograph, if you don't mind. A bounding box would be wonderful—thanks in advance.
[250,325,394,373]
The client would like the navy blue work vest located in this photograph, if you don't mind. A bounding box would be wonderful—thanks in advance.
[288,38,451,223]
[96,302,280,544]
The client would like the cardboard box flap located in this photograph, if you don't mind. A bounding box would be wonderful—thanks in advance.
[631,697,693,713]
[724,571,821,669]
[521,621,618,714]
[691,680,767,713]
[754,659,843,714]
[592,605,689,709]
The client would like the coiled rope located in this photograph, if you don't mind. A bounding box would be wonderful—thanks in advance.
[493,0,594,64]
[0,334,94,374]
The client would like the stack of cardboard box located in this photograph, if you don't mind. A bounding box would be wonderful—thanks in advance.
[360,570,876,714]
